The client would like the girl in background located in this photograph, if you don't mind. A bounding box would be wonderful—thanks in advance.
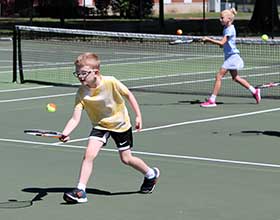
[200,8,261,107]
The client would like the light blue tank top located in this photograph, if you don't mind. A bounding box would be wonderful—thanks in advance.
[223,25,240,59]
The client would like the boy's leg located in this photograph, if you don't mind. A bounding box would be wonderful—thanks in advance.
[78,138,104,185]
[111,128,150,175]
[63,131,107,203]
[111,128,159,193]
[119,149,150,174]
[119,149,160,193]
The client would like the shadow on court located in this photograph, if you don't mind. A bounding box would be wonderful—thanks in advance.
[22,187,141,205]
[229,130,280,137]
[141,99,224,106]
[0,188,141,209]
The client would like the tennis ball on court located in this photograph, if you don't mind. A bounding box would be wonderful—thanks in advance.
[261,34,269,41]
[46,103,57,113]
[176,29,183,35]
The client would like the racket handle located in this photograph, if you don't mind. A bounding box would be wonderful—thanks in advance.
[59,134,69,142]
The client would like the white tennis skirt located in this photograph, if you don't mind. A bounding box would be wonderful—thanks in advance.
[222,54,244,70]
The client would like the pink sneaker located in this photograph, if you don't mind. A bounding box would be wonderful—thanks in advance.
[200,100,217,107]
[253,88,261,104]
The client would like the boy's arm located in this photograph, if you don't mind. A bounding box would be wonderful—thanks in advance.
[60,107,83,142]
[126,90,142,132]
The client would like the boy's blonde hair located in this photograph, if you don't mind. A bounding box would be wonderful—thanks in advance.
[75,52,100,69]
[221,8,237,21]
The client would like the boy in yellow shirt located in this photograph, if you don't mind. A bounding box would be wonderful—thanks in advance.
[60,52,160,203]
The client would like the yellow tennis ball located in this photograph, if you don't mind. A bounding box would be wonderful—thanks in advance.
[261,34,268,41]
[46,103,57,113]
[176,29,183,35]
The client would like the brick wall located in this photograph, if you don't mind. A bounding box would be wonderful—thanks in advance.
[75,0,208,14]
[153,0,209,14]
[154,0,207,3]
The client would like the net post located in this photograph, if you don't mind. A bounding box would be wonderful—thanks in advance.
[159,0,164,33]
[17,28,24,83]
[12,25,17,82]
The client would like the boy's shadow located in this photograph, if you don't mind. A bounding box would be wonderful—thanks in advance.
[22,187,140,205]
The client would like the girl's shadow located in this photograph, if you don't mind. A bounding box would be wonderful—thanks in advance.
[229,130,280,137]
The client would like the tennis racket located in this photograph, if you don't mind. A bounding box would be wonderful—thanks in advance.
[169,38,203,45]
[24,129,63,139]
[255,81,280,89]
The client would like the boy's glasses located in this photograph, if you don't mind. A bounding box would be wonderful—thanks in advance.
[72,70,92,78]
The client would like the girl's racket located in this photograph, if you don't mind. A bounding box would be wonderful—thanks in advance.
[24,129,63,139]
[169,39,194,45]
[255,81,280,89]
[169,38,203,45]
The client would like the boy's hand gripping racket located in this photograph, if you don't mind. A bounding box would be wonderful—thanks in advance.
[24,129,63,139]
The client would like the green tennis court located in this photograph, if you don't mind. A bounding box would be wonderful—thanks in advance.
[1,30,280,220]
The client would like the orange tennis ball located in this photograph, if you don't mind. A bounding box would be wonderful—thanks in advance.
[46,103,57,113]
[176,29,183,35]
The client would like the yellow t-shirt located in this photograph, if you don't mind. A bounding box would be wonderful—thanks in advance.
[75,76,131,132]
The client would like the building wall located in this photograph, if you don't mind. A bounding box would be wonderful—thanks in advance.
[76,0,208,14]
[153,0,208,14]
[78,0,96,6]
[153,0,206,2]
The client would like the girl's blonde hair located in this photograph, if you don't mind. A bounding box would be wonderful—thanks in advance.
[221,8,237,21]
[75,52,100,69]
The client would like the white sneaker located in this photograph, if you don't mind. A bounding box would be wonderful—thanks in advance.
[63,188,88,203]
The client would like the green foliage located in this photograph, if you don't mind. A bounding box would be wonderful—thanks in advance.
[95,0,111,16]
[111,0,153,18]
[35,0,79,18]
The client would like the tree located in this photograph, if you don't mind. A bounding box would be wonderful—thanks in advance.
[95,0,110,16]
[111,0,153,18]
[35,0,79,25]
[14,0,34,23]
[0,0,15,16]
[249,0,280,34]
[111,0,130,17]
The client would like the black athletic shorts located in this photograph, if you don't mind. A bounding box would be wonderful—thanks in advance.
[89,127,133,151]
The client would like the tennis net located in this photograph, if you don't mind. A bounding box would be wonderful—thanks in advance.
[13,25,280,98]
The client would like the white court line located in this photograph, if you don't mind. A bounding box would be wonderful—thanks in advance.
[20,53,193,68]
[20,54,218,71]
[0,85,53,93]
[141,107,280,131]
[0,70,278,94]
[52,107,280,145]
[1,102,280,168]
[1,137,280,169]
[0,93,75,103]
[0,70,12,74]
[0,60,12,63]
